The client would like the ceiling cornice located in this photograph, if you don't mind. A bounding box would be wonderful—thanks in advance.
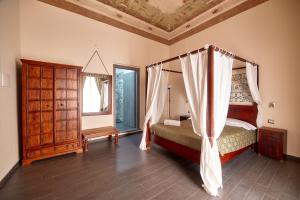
[38,0,269,46]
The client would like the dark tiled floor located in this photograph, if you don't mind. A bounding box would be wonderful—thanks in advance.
[0,134,299,200]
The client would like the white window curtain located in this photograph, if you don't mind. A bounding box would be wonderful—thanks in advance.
[180,51,233,196]
[139,65,169,150]
[246,62,263,127]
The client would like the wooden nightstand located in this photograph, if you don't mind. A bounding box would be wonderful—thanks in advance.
[258,127,287,160]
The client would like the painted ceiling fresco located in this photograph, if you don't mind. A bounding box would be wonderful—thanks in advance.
[97,0,225,32]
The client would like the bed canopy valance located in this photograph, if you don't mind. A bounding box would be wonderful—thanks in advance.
[140,45,262,196]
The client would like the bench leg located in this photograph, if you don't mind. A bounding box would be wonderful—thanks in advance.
[115,133,118,144]
[83,139,88,152]
[108,135,112,141]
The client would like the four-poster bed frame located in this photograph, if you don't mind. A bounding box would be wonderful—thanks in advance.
[144,45,259,165]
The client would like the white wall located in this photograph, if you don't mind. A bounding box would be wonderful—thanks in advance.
[19,0,169,131]
[170,0,300,157]
[0,0,20,181]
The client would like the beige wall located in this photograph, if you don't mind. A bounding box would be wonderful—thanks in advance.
[170,0,300,157]
[0,0,20,181]
[19,0,169,131]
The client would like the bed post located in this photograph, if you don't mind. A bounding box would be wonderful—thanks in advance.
[207,46,214,145]
[145,67,151,149]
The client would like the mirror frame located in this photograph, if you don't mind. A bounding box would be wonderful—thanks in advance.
[81,72,112,116]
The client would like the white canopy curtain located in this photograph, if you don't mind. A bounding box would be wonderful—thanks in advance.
[246,62,263,127]
[180,50,233,196]
[139,64,169,150]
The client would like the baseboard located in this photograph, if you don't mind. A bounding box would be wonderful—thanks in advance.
[0,161,20,189]
[286,154,300,162]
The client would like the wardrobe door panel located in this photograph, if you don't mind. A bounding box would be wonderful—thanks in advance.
[28,123,40,136]
[28,90,40,100]
[28,101,40,112]
[67,69,77,79]
[42,67,53,78]
[27,135,40,148]
[68,120,78,131]
[67,90,77,99]
[67,110,77,120]
[56,111,67,121]
[28,112,40,124]
[28,66,41,78]
[28,79,40,89]
[41,90,53,100]
[41,79,53,89]
[56,68,67,79]
[42,101,53,111]
[56,80,66,89]
[55,131,66,143]
[56,100,66,110]
[67,100,78,109]
[67,130,78,140]
[67,80,78,90]
[56,90,66,99]
[56,121,66,132]
[41,134,53,145]
[42,122,53,134]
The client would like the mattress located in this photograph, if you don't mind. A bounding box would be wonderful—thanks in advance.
[150,119,257,155]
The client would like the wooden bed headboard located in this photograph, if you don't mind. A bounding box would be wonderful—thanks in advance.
[227,104,258,127]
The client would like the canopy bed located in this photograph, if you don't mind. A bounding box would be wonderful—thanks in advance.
[139,45,263,196]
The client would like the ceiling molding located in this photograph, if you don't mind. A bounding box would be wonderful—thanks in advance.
[38,0,170,45]
[38,0,269,45]
[169,0,269,44]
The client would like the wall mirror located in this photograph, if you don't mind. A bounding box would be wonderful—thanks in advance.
[82,73,112,115]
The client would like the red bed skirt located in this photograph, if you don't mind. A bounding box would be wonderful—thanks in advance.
[153,134,256,165]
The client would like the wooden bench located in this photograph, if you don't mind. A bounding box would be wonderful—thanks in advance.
[82,126,119,152]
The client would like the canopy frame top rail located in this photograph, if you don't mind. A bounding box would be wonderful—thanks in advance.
[146,45,257,68]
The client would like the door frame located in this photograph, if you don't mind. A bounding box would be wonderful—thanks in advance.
[113,64,140,132]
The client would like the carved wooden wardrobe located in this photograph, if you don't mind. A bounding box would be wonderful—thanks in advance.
[21,59,82,165]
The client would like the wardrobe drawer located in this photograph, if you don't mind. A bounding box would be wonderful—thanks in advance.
[27,150,41,158]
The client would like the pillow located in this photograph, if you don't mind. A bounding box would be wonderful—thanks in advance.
[225,118,257,130]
